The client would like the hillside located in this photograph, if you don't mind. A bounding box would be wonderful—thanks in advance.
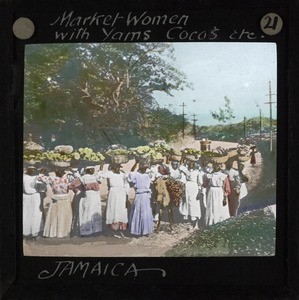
[198,117,277,142]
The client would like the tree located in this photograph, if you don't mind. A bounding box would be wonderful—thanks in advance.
[210,96,235,123]
[24,43,191,148]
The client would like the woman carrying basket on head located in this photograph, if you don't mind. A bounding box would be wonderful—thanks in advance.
[37,169,73,238]
[76,166,104,237]
[128,159,154,236]
[204,163,231,226]
[104,163,130,238]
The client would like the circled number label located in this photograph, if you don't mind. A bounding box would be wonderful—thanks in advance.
[260,13,283,36]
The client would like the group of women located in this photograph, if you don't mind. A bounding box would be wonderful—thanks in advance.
[23,155,250,239]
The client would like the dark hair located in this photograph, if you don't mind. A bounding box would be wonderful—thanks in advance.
[85,167,95,175]
[55,169,65,178]
[26,167,36,176]
[212,163,221,172]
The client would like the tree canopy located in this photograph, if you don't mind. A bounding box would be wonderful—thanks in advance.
[210,96,235,123]
[24,43,191,149]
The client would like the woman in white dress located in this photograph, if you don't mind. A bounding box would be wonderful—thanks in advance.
[78,166,103,236]
[204,163,231,226]
[179,161,204,230]
[23,166,43,238]
[105,164,129,237]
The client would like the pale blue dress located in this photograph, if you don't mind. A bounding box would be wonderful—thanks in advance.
[128,171,154,236]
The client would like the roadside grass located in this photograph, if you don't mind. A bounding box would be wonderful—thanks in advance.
[165,209,276,257]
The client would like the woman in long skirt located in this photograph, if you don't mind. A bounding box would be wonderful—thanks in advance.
[204,163,231,226]
[78,166,103,236]
[38,169,73,238]
[105,164,129,237]
[179,161,204,230]
[250,146,257,167]
[223,161,241,217]
[23,166,43,238]
[128,160,154,236]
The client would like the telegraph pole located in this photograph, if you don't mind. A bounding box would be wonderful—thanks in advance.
[259,108,262,141]
[243,117,246,139]
[256,103,262,141]
[191,114,198,139]
[265,81,277,152]
[180,102,187,138]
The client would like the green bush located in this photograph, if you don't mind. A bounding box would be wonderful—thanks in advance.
[165,209,276,257]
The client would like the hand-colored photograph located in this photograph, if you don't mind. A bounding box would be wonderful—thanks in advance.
[23,42,277,257]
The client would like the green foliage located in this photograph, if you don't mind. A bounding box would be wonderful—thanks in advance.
[134,107,185,142]
[210,96,235,123]
[24,43,191,149]
[165,210,276,257]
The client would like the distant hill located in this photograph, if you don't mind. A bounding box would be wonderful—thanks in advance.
[198,117,276,142]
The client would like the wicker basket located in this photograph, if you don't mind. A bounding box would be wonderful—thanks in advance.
[228,148,238,158]
[50,161,71,167]
[169,154,181,162]
[150,158,164,165]
[110,154,129,164]
[184,154,199,162]
[23,159,41,167]
[134,154,150,162]
[201,153,228,164]
[54,145,74,154]
[238,155,250,162]
[209,154,228,164]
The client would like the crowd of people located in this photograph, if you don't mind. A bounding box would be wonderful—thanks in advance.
[23,155,250,240]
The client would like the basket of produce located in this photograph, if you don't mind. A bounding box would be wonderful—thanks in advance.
[23,140,44,153]
[105,148,130,164]
[130,145,153,160]
[149,152,164,165]
[23,140,45,168]
[73,147,105,167]
[54,145,74,154]
[50,161,71,167]
[111,155,129,164]
[181,148,201,162]
[42,151,72,168]
[167,149,181,162]
[169,155,181,162]
[23,159,41,167]
[151,140,171,156]
[23,151,47,167]
[201,151,228,164]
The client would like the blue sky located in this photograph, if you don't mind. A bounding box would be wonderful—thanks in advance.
[153,42,277,126]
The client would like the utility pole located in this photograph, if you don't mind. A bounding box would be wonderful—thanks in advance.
[180,102,187,138]
[259,108,262,141]
[256,103,262,141]
[265,81,277,152]
[191,114,198,139]
[243,117,246,139]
